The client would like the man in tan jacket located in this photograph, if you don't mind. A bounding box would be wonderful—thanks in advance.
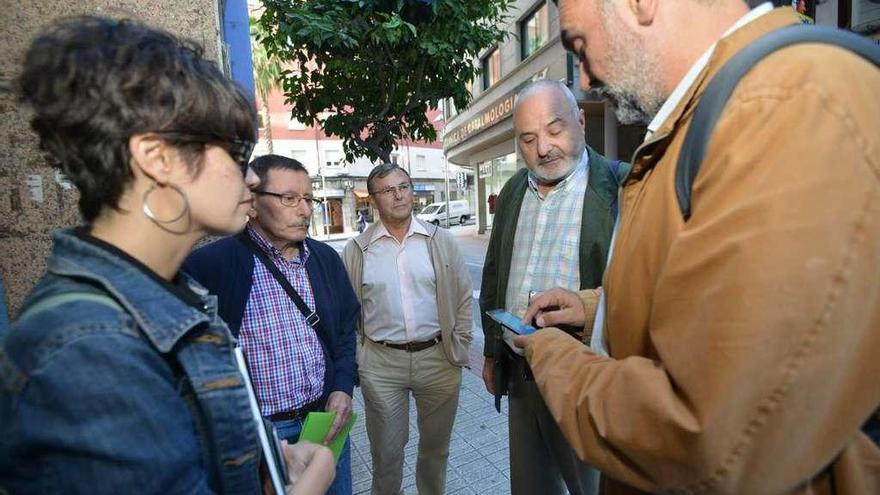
[516,1,880,494]
[342,163,473,495]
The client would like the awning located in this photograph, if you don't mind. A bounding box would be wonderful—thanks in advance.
[353,189,370,199]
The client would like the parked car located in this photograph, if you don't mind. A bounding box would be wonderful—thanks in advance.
[417,200,471,227]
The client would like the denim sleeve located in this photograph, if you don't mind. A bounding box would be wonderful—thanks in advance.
[4,331,215,494]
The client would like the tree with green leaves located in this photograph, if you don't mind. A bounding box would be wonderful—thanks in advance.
[255,0,511,164]
[250,16,283,153]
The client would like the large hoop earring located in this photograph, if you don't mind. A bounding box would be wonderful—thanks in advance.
[142,182,189,224]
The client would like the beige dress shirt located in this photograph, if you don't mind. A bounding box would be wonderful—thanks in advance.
[362,217,441,343]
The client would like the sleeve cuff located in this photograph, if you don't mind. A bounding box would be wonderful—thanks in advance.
[579,288,602,343]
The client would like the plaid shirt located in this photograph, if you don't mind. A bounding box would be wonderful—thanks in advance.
[240,226,325,416]
[505,152,589,317]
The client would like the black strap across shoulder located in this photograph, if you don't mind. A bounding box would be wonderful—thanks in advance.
[676,25,880,221]
[235,231,322,331]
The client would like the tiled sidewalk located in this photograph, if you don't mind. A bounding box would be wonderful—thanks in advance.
[349,354,513,495]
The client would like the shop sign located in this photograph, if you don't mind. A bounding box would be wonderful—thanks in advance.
[443,67,562,151]
[315,188,345,198]
[443,91,515,149]
[478,162,494,179]
[413,184,436,192]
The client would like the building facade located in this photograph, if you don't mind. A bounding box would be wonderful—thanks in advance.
[441,0,646,234]
[444,0,880,234]
[254,88,474,236]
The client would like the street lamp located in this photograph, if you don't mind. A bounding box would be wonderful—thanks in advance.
[443,155,450,228]
[435,109,451,229]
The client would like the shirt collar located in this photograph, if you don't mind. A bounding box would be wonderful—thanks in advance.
[526,149,589,198]
[247,223,310,265]
[645,2,775,139]
[46,228,212,353]
[369,215,427,245]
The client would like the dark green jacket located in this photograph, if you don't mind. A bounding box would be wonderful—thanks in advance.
[479,145,630,358]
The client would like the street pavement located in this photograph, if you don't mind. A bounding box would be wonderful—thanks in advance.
[325,224,515,494]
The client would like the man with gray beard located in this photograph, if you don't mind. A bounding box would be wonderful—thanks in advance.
[479,79,628,495]
[517,1,880,494]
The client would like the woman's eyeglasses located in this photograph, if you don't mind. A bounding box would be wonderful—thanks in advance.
[153,130,255,176]
[225,139,255,176]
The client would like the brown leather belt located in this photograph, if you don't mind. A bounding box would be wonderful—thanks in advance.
[374,334,442,353]
[267,398,323,423]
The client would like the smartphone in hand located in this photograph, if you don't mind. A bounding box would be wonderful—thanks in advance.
[486,309,536,335]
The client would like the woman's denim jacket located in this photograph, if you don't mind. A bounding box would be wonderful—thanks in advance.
[0,229,262,494]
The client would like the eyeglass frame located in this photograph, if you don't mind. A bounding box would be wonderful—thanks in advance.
[151,130,255,177]
[369,182,412,196]
[254,190,324,208]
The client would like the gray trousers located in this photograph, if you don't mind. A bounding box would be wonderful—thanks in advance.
[508,357,599,495]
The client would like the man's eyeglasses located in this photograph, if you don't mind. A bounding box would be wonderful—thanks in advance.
[371,183,411,196]
[254,190,323,208]
[152,130,255,177]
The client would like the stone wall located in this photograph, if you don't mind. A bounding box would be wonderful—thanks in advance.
[0,1,222,318]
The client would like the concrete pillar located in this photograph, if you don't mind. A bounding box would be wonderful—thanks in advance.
[342,187,356,233]
[603,100,619,160]
[0,1,222,318]
[477,172,487,234]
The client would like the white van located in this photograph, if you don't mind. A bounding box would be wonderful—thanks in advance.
[417,200,471,227]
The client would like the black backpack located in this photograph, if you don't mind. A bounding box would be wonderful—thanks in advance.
[675,25,880,221]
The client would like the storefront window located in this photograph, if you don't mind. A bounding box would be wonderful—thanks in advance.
[481,153,518,226]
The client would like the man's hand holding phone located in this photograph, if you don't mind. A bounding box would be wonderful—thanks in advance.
[521,288,589,328]
[486,309,536,356]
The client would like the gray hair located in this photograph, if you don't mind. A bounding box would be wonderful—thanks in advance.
[367,163,413,194]
[514,79,580,120]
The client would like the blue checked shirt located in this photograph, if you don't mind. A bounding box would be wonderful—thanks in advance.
[505,151,589,317]
[240,226,325,416]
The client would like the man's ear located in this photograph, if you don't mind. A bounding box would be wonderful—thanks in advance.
[630,0,658,26]
[578,108,586,131]
[128,134,173,184]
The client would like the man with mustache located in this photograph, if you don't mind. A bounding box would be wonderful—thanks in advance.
[478,79,628,495]
[516,1,880,493]
[342,163,473,495]
[184,154,360,495]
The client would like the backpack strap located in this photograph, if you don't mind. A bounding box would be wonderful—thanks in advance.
[234,231,324,333]
[676,25,880,220]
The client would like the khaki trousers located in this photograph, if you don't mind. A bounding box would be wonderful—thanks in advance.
[358,339,462,495]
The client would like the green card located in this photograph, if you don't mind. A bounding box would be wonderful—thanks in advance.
[299,411,357,461]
